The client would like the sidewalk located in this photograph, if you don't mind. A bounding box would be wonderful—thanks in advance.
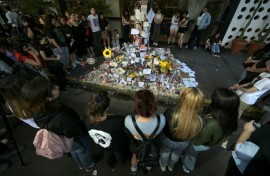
[1,46,259,176]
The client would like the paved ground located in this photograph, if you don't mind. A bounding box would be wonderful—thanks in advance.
[1,45,268,176]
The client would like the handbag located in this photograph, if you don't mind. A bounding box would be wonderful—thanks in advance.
[33,129,73,159]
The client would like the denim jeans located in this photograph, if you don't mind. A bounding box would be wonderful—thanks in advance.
[153,24,161,43]
[70,135,94,168]
[182,144,210,171]
[211,43,221,54]
[53,47,69,67]
[160,135,190,169]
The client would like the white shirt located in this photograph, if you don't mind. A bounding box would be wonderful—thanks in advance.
[240,72,270,105]
[232,141,259,174]
[87,14,100,32]
[196,13,205,26]
[171,15,179,25]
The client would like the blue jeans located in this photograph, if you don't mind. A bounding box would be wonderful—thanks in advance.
[182,144,210,171]
[53,47,69,67]
[160,135,190,169]
[210,43,221,54]
[70,135,94,168]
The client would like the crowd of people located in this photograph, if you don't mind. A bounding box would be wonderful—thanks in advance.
[0,4,270,176]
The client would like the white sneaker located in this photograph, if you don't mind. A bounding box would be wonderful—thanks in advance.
[185,45,189,49]
[168,167,173,172]
[159,160,166,172]
[183,165,190,173]
[193,46,197,50]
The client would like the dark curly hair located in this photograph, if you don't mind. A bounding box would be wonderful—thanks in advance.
[134,90,157,118]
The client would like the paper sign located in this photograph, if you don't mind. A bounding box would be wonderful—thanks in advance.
[147,8,155,23]
[113,73,119,78]
[148,74,156,81]
[127,77,132,82]
[140,52,146,58]
[131,28,139,35]
[138,82,144,87]
[143,69,151,74]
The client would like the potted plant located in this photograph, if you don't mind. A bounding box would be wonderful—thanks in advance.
[231,0,263,54]
[247,23,270,56]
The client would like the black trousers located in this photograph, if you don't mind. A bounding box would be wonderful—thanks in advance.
[48,61,67,90]
[104,149,124,169]
[188,25,204,47]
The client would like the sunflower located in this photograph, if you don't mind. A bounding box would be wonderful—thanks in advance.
[103,48,112,59]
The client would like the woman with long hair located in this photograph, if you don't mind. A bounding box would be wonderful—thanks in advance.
[178,10,189,49]
[85,91,125,172]
[159,87,204,172]
[182,88,239,173]
[22,77,95,172]
[168,11,180,47]
[124,90,166,175]
[99,13,110,49]
[0,76,39,128]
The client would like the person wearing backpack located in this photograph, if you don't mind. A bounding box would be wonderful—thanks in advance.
[124,90,166,175]
[160,87,204,172]
[84,91,125,172]
[21,77,95,172]
[182,88,239,173]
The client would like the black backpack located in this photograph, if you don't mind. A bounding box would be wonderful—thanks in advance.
[132,115,160,167]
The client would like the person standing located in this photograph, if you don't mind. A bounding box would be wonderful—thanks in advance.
[85,91,125,172]
[178,10,189,49]
[186,5,211,50]
[159,88,204,172]
[122,10,130,44]
[99,13,110,49]
[168,12,180,47]
[87,8,102,56]
[153,8,163,46]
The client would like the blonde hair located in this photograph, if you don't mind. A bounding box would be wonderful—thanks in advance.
[170,87,204,140]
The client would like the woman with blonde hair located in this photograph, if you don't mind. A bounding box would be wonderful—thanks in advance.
[159,87,204,172]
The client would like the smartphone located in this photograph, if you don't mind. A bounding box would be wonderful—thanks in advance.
[253,122,261,128]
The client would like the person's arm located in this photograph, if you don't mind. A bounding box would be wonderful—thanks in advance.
[49,38,62,52]
[205,13,211,26]
[39,50,60,61]
[229,82,250,90]
[247,67,268,73]
[23,52,42,67]
[235,121,256,149]
[238,86,257,93]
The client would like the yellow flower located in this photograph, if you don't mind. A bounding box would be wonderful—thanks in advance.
[103,48,112,58]
[129,73,136,78]
[159,61,167,68]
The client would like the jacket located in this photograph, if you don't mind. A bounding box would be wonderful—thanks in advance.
[33,104,87,141]
[192,116,224,147]
[198,12,211,30]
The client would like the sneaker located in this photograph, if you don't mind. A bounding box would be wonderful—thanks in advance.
[182,165,190,173]
[0,162,10,172]
[168,167,173,172]
[193,46,197,50]
[159,160,166,172]
[85,163,95,172]
[131,170,137,175]
[185,45,189,49]
[0,139,8,145]
[143,167,152,174]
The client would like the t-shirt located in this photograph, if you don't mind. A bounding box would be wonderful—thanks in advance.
[99,19,109,31]
[240,72,270,105]
[47,27,67,48]
[15,52,35,63]
[85,114,125,151]
[87,15,100,32]
[171,15,179,25]
[124,114,166,140]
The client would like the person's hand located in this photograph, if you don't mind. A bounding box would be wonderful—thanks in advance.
[55,54,60,60]
[229,84,239,90]
[250,65,256,71]
[244,120,256,133]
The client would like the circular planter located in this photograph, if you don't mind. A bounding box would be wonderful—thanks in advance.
[231,39,248,54]
[247,41,265,56]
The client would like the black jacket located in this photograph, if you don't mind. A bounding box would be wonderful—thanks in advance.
[34,104,87,141]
